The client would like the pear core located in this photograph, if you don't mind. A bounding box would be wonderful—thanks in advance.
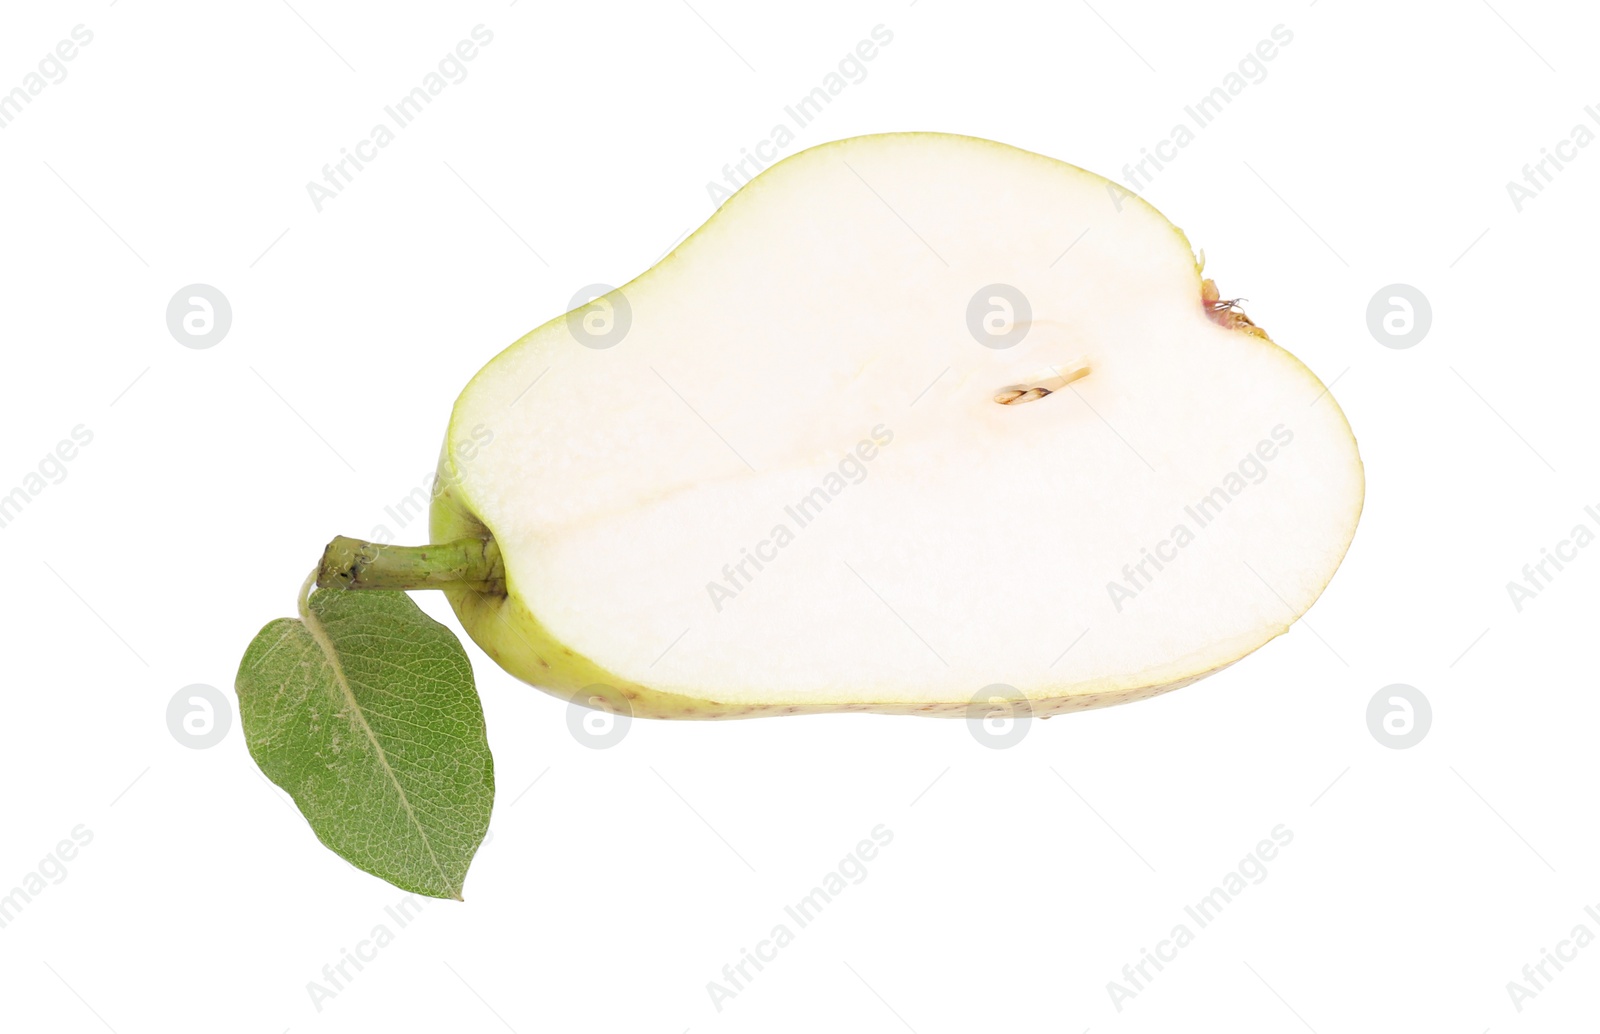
[431,133,1363,719]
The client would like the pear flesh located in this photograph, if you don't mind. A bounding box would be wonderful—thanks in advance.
[432,133,1363,718]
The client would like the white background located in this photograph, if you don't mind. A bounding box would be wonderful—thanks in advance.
[0,0,1595,1030]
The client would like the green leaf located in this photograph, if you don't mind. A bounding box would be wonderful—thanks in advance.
[235,583,494,899]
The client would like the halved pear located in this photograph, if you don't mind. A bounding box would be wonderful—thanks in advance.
[430,132,1363,719]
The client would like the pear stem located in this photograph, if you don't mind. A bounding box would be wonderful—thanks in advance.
[316,535,505,595]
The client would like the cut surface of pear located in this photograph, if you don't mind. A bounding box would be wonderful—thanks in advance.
[432,132,1363,719]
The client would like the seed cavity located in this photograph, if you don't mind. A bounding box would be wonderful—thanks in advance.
[993,359,1091,406]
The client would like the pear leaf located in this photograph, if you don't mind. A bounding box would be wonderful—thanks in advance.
[235,586,494,899]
